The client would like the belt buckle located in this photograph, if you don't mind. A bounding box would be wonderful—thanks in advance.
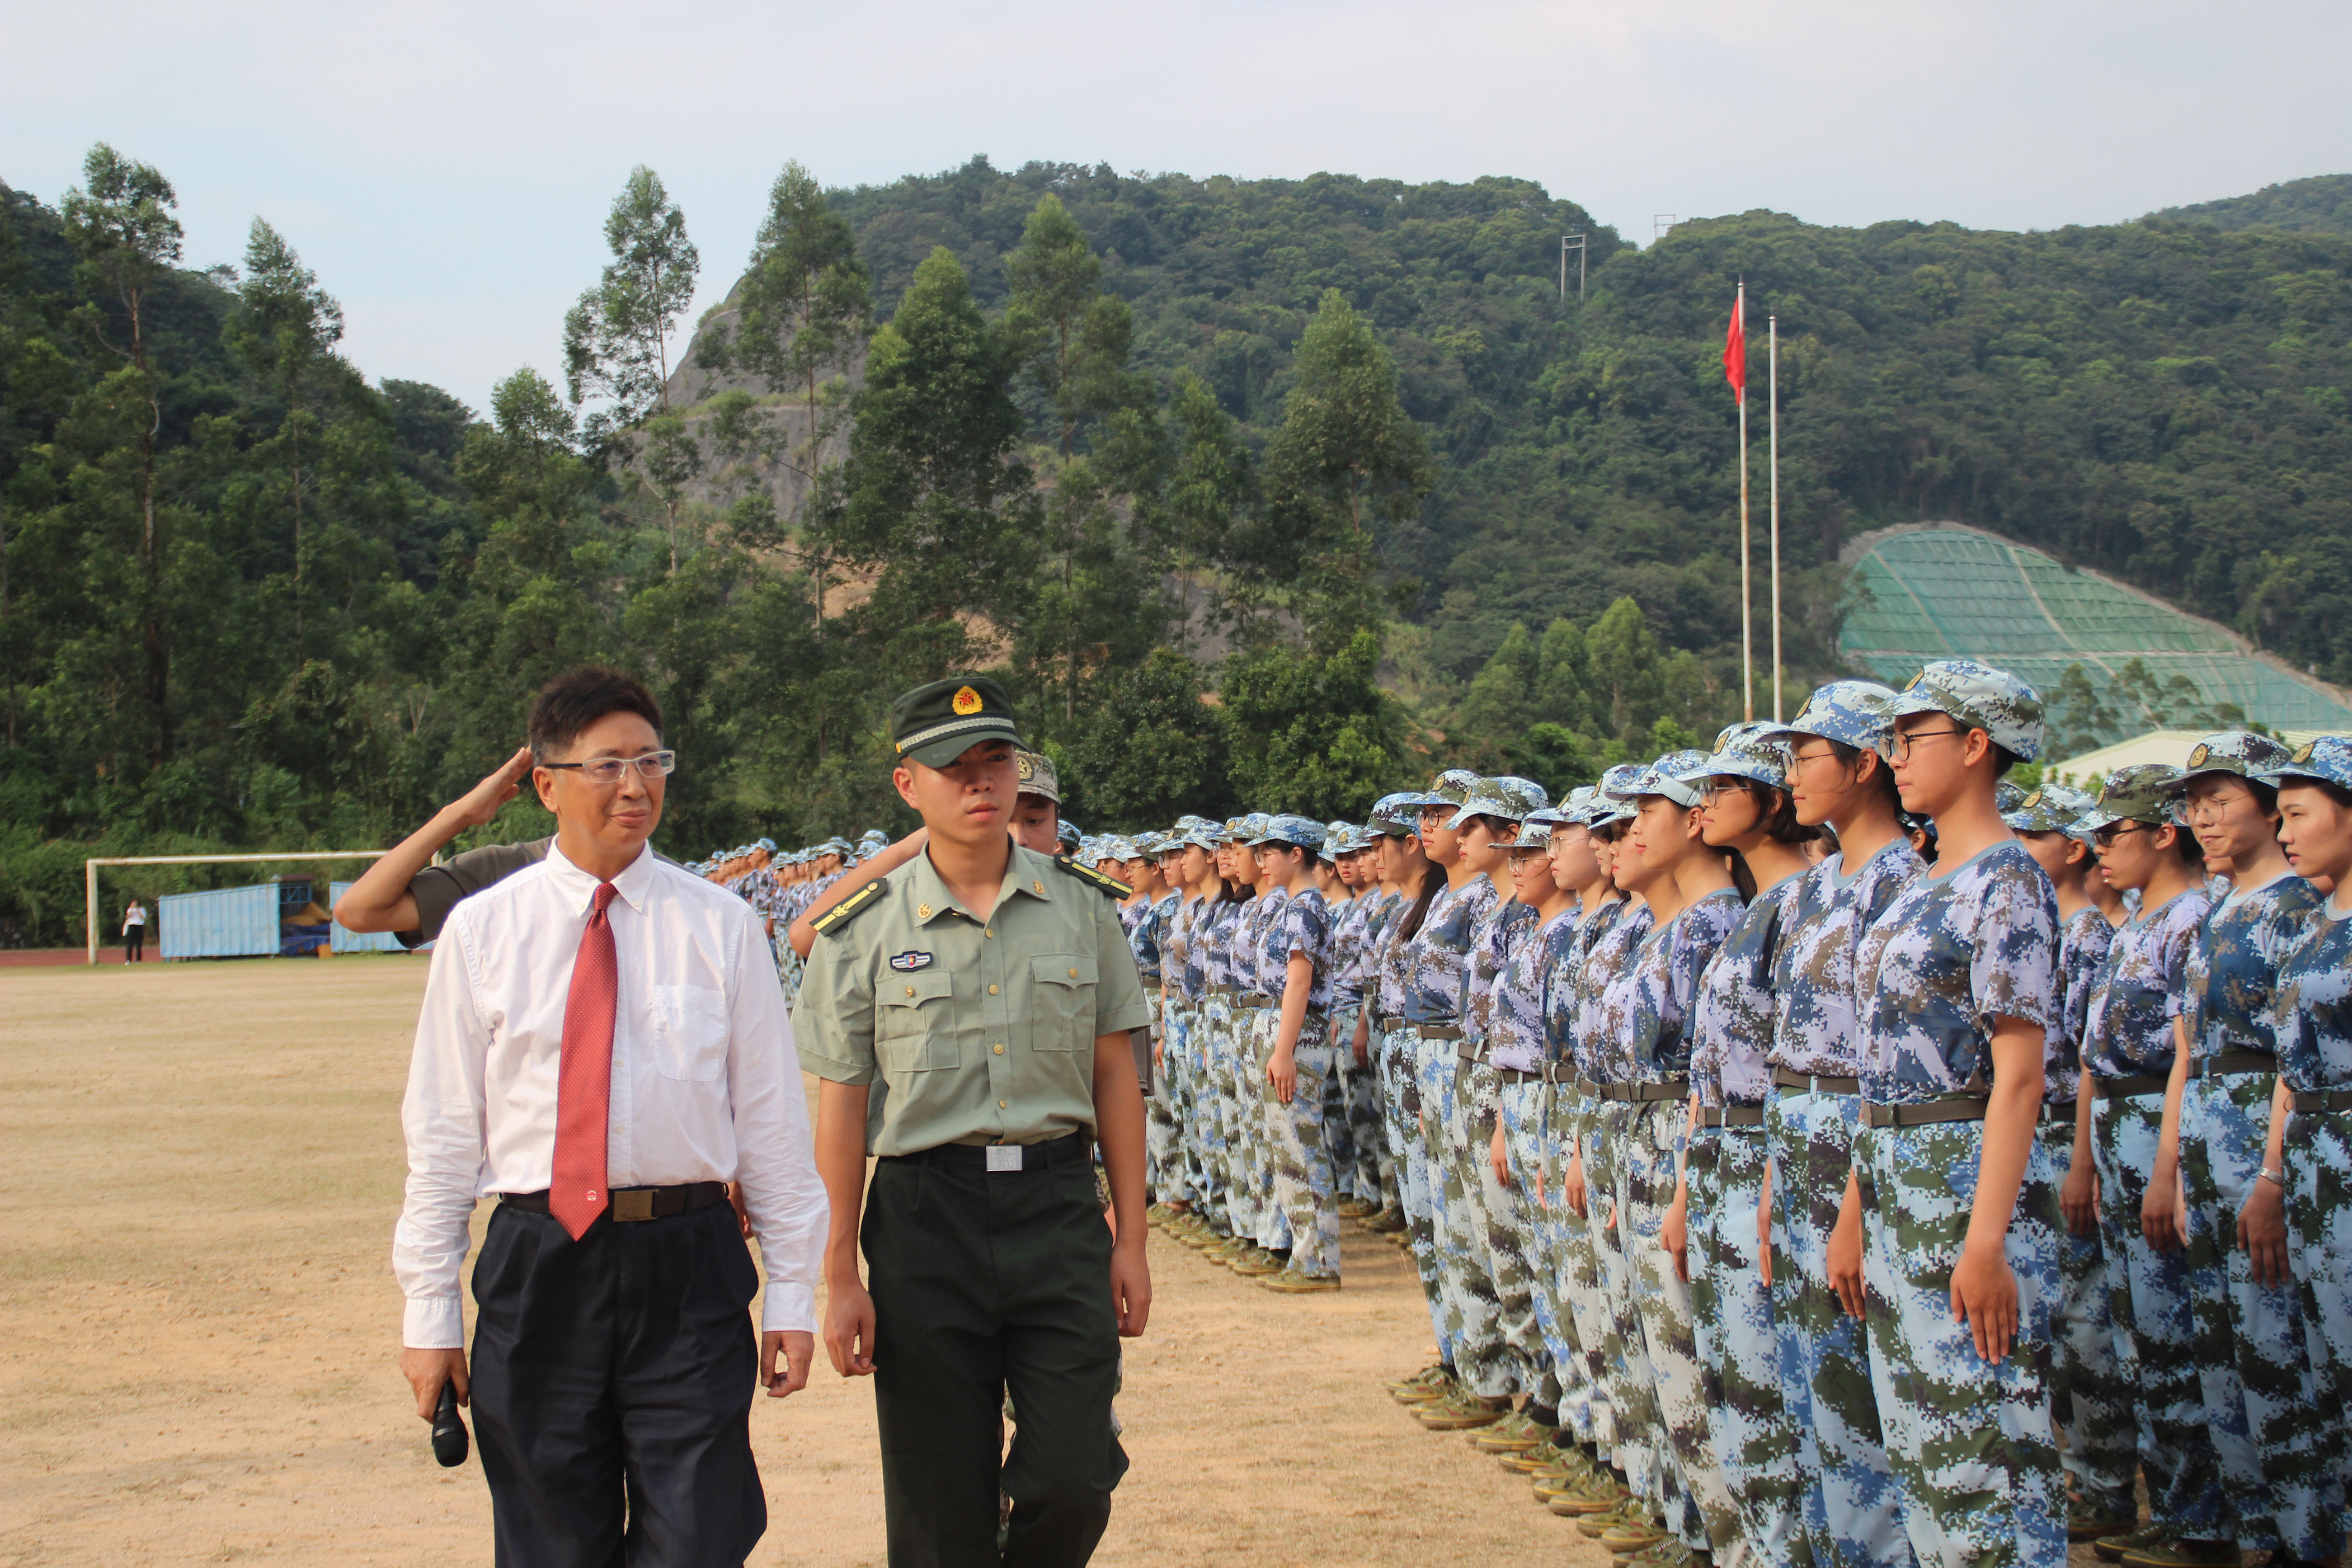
[986,1144,1023,1173]
[611,1188,655,1223]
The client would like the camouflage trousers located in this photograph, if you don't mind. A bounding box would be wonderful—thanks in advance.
[1379,1025,1448,1355]
[1590,1098,1667,1510]
[1413,1031,1471,1370]
[1238,1007,1288,1250]
[1320,1026,1355,1199]
[1620,1098,1738,1553]
[1545,1083,1614,1447]
[1496,1077,1562,1410]
[1765,1085,1912,1568]
[2186,1075,2345,1558]
[2091,1087,2224,1535]
[1158,1002,1202,1206]
[1344,1040,1392,1207]
[1267,1024,1343,1277]
[2037,1118,2134,1521]
[1197,995,1238,1232]
[1855,1117,2065,1568]
[2285,1107,2352,1530]
[1690,1120,1805,1568]
[1440,1057,1515,1397]
[1142,991,1181,1199]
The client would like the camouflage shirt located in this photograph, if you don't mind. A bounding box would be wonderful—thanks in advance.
[1160,895,1200,1000]
[1488,908,1577,1073]
[2082,886,2211,1080]
[2054,905,2119,1104]
[1235,887,1288,999]
[1197,897,1245,991]
[1404,877,1498,1026]
[1770,839,1928,1079]
[1262,885,1334,1013]
[2184,872,2321,1068]
[1543,896,1628,1068]
[1693,872,1805,1107]
[1334,890,1399,1014]
[1373,885,1426,1022]
[2268,898,2352,1093]
[1468,895,1540,1045]
[1572,901,1657,1084]
[1856,841,2061,1105]
[1607,887,1745,1084]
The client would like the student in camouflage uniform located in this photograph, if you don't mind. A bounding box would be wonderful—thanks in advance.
[1359,797,1430,1250]
[1837,661,2064,1568]
[1191,837,1247,1255]
[1159,822,1229,1244]
[1758,680,1922,1568]
[1687,724,1818,1568]
[1205,820,1269,1267]
[2260,738,2352,1559]
[2170,735,2344,1566]
[1253,815,1345,1291]
[1606,751,1746,1564]
[1237,813,1296,1271]
[2079,764,2228,1568]
[1149,832,1202,1228]
[2007,785,2139,1541]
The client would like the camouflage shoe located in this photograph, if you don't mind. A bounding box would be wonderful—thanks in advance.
[1386,1364,1452,1403]
[1261,1266,1341,1293]
[1599,1511,1670,1555]
[2118,1541,2241,1568]
[1229,1247,1288,1277]
[1474,1409,1545,1453]
[1549,1479,1632,1517]
[1625,1539,1693,1568]
[1204,1237,1252,1266]
[1413,1389,1509,1431]
[2068,1500,2134,1542]
[1363,1204,1408,1233]
[1576,1497,1652,1538]
[1146,1202,1176,1226]
[1337,1196,1377,1220]
[2093,1525,2167,1563]
[1502,1437,1564,1474]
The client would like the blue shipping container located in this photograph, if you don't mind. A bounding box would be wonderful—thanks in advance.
[328,882,406,954]
[157,883,279,960]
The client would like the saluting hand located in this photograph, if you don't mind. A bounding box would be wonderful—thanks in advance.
[455,746,535,828]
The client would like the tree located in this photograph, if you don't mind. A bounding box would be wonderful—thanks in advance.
[229,218,344,657]
[1585,597,1664,742]
[563,167,699,446]
[1064,646,1233,824]
[1152,371,1250,642]
[1220,629,1404,818]
[60,143,182,766]
[1533,617,1596,733]
[1004,194,1141,457]
[1457,621,1537,744]
[638,413,701,574]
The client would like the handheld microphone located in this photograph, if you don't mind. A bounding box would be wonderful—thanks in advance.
[431,1380,470,1468]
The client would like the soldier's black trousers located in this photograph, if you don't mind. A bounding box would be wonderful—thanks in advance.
[865,1154,1127,1568]
[469,1199,766,1568]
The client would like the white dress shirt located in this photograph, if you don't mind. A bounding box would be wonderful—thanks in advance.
[393,841,827,1348]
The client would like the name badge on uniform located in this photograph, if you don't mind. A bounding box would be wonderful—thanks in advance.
[888,951,934,972]
[987,1144,1023,1172]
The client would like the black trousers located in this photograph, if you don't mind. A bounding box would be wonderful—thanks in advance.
[470,1199,765,1568]
[124,927,143,961]
[865,1154,1127,1568]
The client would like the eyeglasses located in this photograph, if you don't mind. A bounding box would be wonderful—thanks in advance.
[2091,821,2152,849]
[542,750,677,784]
[2184,790,2254,819]
[1890,726,1968,761]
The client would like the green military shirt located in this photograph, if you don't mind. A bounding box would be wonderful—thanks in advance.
[794,840,1152,1156]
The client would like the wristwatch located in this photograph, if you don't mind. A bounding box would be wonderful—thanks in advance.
[2258,1166,2287,1189]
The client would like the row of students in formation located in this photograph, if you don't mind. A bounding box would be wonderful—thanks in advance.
[1090,657,2352,1568]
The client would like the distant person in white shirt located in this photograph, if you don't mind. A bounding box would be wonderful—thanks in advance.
[392,665,827,1568]
[121,898,147,962]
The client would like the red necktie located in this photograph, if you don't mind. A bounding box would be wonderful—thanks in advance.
[550,881,619,1240]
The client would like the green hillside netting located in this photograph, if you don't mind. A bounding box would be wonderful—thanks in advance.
[1840,529,2352,747]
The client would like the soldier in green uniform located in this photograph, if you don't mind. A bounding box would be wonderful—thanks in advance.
[795,676,1154,1568]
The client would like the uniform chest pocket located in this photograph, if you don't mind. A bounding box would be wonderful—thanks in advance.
[649,985,729,1082]
[1030,954,1098,1051]
[878,970,958,1071]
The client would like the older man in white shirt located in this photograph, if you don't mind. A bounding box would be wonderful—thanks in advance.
[393,666,826,1568]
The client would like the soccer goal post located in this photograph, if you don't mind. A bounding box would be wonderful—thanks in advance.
[85,850,393,966]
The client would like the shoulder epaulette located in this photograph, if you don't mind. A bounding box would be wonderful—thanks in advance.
[811,877,889,938]
[1054,855,1131,899]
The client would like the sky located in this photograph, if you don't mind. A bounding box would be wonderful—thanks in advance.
[8,0,2348,412]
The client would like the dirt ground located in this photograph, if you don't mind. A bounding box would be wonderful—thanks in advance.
[0,956,1610,1567]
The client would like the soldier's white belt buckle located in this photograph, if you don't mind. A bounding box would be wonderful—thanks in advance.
[986,1144,1023,1173]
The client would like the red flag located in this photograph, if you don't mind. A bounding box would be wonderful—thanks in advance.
[1723,292,1745,404]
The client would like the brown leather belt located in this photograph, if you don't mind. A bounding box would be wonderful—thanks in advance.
[1702,1104,1767,1128]
[1860,1096,1990,1128]
[1372,1014,1403,1035]
[2291,1088,2352,1116]
[1238,992,1273,1008]
[1772,1066,1859,1095]
[1495,1065,1544,1084]
[500,1181,728,1223]
[1602,1077,1690,1103]
[1417,1024,1466,1041]
[2093,1073,2172,1099]
[2188,1049,2276,1080]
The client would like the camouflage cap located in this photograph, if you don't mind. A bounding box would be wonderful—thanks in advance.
[2183,730,2295,781]
[890,675,1025,770]
[2080,763,2189,830]
[1393,768,1484,811]
[823,837,855,856]
[1223,812,1273,845]
[1250,814,1327,852]
[1509,815,1556,850]
[1447,774,1550,830]
[1127,830,1167,859]
[1592,763,1648,819]
[1553,785,1611,828]
[2001,785,2086,836]
[1056,819,1082,850]
[1319,821,1356,861]
[1608,749,1712,809]
[1367,792,1425,835]
[2254,735,2352,794]
[1013,748,1062,805]
[1704,721,1794,790]
[1766,679,1900,761]
[1889,659,2046,762]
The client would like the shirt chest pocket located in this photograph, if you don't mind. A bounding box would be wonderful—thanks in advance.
[649,985,728,1082]
[878,970,959,1071]
[1030,954,1097,1051]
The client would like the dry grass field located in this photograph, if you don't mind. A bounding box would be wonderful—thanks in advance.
[0,955,1608,1566]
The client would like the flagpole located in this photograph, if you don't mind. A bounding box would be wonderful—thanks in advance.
[1738,279,1752,722]
[1769,311,1782,724]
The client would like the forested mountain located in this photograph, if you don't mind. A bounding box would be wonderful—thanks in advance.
[2149,174,2352,235]
[4,148,2350,943]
